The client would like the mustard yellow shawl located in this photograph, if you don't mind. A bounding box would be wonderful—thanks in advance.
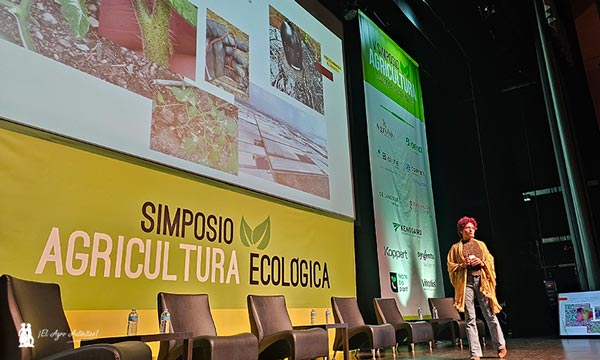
[447,239,502,314]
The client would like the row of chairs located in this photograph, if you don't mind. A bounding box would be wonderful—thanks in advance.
[373,297,487,353]
[160,294,395,360]
[0,274,484,360]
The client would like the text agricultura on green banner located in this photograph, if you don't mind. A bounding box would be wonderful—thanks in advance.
[359,12,425,122]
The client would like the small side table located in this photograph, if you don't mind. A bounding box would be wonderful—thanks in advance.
[81,331,193,360]
[294,323,349,360]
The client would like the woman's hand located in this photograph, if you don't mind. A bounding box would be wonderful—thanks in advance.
[469,256,485,267]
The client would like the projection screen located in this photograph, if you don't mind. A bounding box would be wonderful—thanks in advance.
[0,0,354,218]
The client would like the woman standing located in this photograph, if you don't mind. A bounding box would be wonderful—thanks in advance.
[447,216,508,360]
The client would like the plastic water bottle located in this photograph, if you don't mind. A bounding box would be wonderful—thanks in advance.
[159,308,171,333]
[127,308,138,335]
[325,308,332,324]
[310,309,317,325]
[417,307,423,320]
[432,305,439,319]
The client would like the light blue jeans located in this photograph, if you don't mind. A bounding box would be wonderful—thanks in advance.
[465,275,506,357]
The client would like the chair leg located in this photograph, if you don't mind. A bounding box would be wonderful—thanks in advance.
[428,340,433,352]
[391,346,396,358]
[458,338,463,350]
[482,336,486,349]
[371,348,376,359]
[409,343,415,352]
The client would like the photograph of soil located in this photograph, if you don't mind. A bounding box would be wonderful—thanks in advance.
[0,0,238,175]
[236,83,330,199]
[269,5,324,114]
[205,8,250,100]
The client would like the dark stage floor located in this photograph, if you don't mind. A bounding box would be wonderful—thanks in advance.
[335,338,600,359]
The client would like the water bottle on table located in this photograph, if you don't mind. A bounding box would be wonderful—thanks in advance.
[160,308,171,333]
[127,308,138,335]
[310,309,317,324]
[325,308,332,324]
[432,305,439,319]
[417,306,423,320]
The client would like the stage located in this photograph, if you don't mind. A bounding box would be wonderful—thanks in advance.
[340,337,600,359]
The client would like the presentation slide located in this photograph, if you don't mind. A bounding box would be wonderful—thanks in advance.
[559,290,600,336]
[0,0,353,218]
[358,11,444,316]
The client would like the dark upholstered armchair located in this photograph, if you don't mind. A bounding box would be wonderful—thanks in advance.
[0,274,152,360]
[373,298,433,352]
[330,297,396,359]
[246,295,329,360]
[157,292,258,360]
[427,297,486,349]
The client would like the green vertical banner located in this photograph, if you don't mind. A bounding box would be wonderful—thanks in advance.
[359,11,444,317]
[359,13,424,122]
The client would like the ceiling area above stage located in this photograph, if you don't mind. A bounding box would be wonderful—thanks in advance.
[317,0,540,91]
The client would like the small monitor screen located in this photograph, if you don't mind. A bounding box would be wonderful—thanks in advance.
[558,290,600,336]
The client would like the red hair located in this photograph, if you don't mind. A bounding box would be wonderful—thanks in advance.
[457,216,478,235]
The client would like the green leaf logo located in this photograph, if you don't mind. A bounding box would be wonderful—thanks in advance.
[393,222,401,232]
[240,216,271,250]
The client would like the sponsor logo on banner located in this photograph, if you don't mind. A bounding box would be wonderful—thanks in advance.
[417,250,435,261]
[376,120,395,139]
[379,190,399,205]
[412,179,427,188]
[389,272,409,292]
[376,147,400,169]
[390,272,398,292]
[34,201,330,289]
[421,278,437,289]
[409,199,430,212]
[384,246,408,260]
[404,162,426,177]
[392,223,422,237]
[405,136,423,154]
